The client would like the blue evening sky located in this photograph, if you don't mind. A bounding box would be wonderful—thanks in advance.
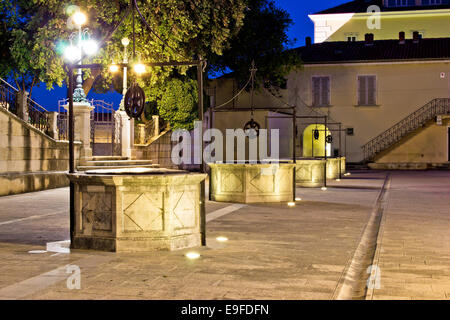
[31,0,348,111]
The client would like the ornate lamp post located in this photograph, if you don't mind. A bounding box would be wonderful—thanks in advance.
[64,11,98,102]
[120,37,130,110]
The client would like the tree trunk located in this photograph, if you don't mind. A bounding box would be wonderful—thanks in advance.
[82,67,102,95]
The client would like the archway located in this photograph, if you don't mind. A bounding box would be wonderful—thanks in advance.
[302,124,331,157]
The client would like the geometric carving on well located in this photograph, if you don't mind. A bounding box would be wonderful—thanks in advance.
[277,168,291,193]
[81,191,113,234]
[122,192,163,232]
[172,190,197,230]
[221,170,243,193]
[68,171,206,252]
[249,170,275,194]
[295,159,326,187]
[208,163,294,203]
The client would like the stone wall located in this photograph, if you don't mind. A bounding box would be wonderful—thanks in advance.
[0,106,80,196]
[370,116,450,169]
[133,130,178,169]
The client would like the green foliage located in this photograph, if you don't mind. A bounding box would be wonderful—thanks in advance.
[158,78,198,131]
[0,0,246,99]
[208,0,301,89]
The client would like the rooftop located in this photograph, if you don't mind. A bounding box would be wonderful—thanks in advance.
[296,37,450,64]
[314,0,450,15]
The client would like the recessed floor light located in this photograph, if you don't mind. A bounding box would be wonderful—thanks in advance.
[28,250,47,254]
[216,236,228,242]
[336,179,341,182]
[321,187,328,191]
[295,197,302,201]
[287,202,296,207]
[185,252,200,259]
[344,173,351,176]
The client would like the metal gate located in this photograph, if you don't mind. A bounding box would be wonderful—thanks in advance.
[90,100,116,156]
[57,99,118,156]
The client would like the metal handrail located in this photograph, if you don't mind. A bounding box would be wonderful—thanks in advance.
[0,77,51,133]
[362,98,450,161]
[0,79,18,114]
[27,97,50,132]
[0,77,19,92]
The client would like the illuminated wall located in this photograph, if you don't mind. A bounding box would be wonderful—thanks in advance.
[309,9,450,43]
[302,124,331,157]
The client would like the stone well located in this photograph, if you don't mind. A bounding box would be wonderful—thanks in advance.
[340,157,346,174]
[208,163,295,203]
[68,168,207,252]
[295,158,326,187]
[326,157,344,180]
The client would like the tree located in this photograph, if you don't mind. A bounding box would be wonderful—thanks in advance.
[158,78,198,131]
[208,0,301,89]
[0,0,247,102]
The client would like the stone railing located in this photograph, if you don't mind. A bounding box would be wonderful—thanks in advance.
[135,115,161,145]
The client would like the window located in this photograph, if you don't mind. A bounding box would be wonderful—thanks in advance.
[312,76,330,107]
[358,76,377,106]
[411,30,425,39]
[346,33,358,42]
[386,0,416,7]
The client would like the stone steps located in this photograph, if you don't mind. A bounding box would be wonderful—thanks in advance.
[77,158,158,171]
[77,164,159,171]
[84,160,154,167]
[91,156,129,161]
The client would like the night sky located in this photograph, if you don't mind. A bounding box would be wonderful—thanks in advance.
[31,0,348,111]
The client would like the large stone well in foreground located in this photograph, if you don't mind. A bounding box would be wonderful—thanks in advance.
[68,168,206,252]
[208,163,295,203]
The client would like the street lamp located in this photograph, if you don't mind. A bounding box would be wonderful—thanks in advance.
[63,11,98,103]
[119,37,130,110]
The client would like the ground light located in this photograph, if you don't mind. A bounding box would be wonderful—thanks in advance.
[216,236,228,242]
[295,197,302,201]
[287,202,296,207]
[321,187,328,191]
[344,173,351,176]
[185,252,200,260]
[336,179,341,182]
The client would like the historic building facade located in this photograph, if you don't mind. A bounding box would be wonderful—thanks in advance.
[211,0,450,167]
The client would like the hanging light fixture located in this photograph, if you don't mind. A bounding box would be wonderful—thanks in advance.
[313,125,320,140]
[123,1,146,119]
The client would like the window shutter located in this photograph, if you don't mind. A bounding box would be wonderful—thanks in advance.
[321,77,330,106]
[358,76,366,105]
[312,77,320,106]
[367,76,376,105]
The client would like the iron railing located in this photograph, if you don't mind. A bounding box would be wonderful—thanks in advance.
[135,119,156,145]
[1,77,51,133]
[27,98,49,132]
[362,98,450,161]
[0,77,18,115]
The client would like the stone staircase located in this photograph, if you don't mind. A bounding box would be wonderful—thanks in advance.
[362,98,450,162]
[77,156,159,171]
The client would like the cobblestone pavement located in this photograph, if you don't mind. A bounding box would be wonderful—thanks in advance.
[369,171,450,300]
[0,171,448,300]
